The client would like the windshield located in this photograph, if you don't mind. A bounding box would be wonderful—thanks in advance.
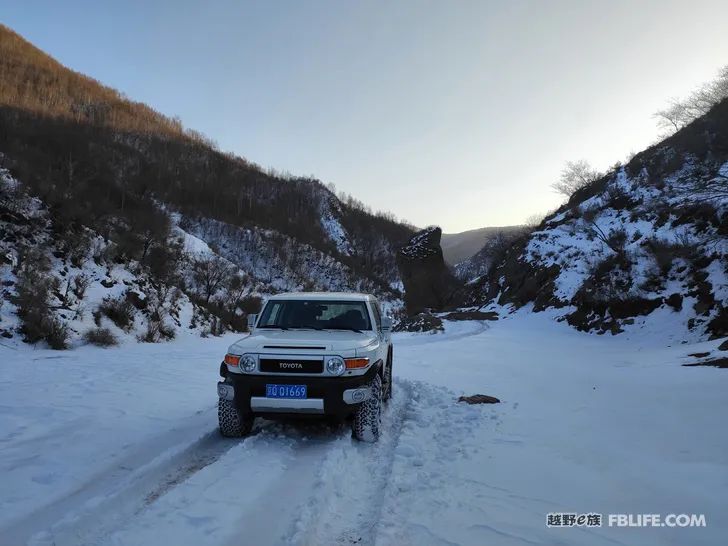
[257,299,372,331]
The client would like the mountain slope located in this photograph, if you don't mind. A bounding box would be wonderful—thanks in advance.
[0,25,414,347]
[0,24,412,288]
[476,98,728,340]
[440,225,520,265]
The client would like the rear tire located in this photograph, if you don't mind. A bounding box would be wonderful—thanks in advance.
[218,397,254,438]
[352,373,382,442]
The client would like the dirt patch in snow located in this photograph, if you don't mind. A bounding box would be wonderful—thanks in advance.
[458,394,501,404]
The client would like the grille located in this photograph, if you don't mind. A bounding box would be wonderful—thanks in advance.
[259,358,324,374]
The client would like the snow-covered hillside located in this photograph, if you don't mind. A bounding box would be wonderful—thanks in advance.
[0,166,405,349]
[0,168,249,347]
[476,99,728,341]
[179,215,391,295]
[1,313,726,546]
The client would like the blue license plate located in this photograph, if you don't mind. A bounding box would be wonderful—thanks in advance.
[266,384,307,399]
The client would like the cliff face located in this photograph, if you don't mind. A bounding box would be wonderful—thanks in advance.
[396,227,463,315]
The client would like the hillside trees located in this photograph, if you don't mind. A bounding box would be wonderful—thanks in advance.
[551,160,601,197]
[0,24,412,293]
[654,65,728,134]
[192,254,234,304]
[12,248,69,348]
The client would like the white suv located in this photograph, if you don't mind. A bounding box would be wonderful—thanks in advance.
[217,292,393,442]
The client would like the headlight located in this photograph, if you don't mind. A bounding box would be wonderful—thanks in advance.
[326,356,345,376]
[240,355,257,373]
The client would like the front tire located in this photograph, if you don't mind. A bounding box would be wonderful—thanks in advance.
[383,351,393,402]
[352,373,382,442]
[218,397,254,438]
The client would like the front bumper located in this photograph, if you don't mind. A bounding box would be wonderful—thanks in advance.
[220,364,379,417]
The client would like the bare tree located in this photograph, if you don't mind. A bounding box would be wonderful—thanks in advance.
[551,160,600,197]
[225,273,248,312]
[192,254,233,304]
[654,100,692,134]
[654,64,728,135]
[524,213,545,230]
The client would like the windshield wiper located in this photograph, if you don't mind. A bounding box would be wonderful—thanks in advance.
[258,325,289,330]
[325,327,363,333]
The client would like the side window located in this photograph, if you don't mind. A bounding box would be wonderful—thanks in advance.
[259,301,282,326]
[371,302,382,330]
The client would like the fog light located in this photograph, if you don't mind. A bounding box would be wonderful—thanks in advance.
[326,356,345,376]
[343,387,371,404]
[240,355,257,372]
[217,382,234,400]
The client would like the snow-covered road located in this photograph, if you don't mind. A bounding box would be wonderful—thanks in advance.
[1,315,726,546]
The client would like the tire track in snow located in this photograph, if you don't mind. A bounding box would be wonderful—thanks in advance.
[133,320,489,546]
[139,429,244,509]
[221,421,352,546]
[286,379,413,545]
[372,382,487,546]
[394,320,490,348]
[2,407,241,546]
[286,378,487,546]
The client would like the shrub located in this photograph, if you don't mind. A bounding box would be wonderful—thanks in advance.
[72,274,90,300]
[83,327,118,347]
[707,306,728,338]
[99,294,135,331]
[139,319,176,343]
[45,318,70,350]
[13,248,70,349]
[644,236,695,274]
[239,295,262,315]
[605,184,639,210]
[605,227,628,254]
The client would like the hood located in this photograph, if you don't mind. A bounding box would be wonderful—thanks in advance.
[228,329,378,354]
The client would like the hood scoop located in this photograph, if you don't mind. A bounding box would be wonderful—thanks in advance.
[263,345,326,350]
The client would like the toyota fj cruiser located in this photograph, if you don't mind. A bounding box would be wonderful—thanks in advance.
[217,292,393,442]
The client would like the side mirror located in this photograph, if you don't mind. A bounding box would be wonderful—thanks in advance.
[247,314,258,330]
[381,317,392,331]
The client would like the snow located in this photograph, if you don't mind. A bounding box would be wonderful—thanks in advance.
[319,200,354,256]
[179,215,400,301]
[1,313,727,545]
[175,226,216,256]
[0,179,228,347]
[518,163,728,338]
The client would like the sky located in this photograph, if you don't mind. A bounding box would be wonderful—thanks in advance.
[2,1,728,232]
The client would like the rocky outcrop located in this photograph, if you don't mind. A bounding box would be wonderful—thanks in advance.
[396,227,463,315]
[392,312,444,333]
